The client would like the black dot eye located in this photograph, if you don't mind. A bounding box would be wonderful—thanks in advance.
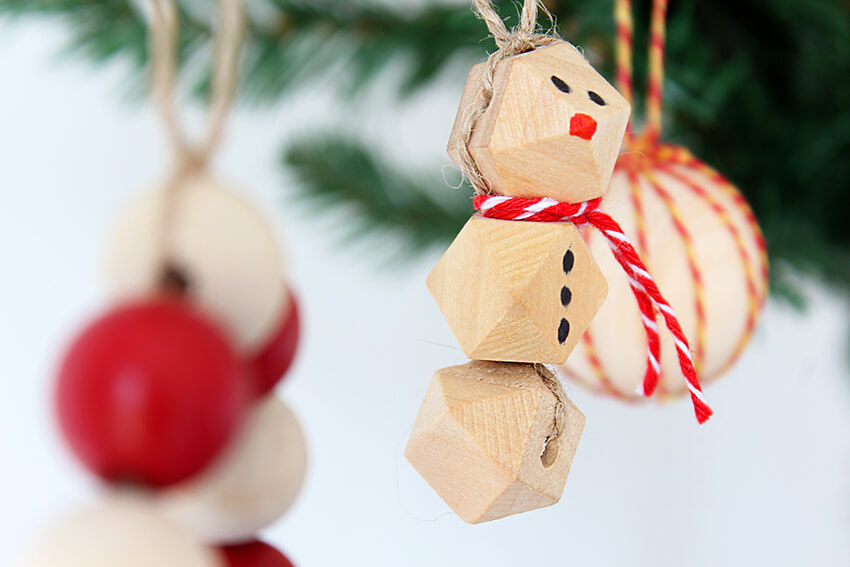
[588,91,606,106]
[551,75,571,93]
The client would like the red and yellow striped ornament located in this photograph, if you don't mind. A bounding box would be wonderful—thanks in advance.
[559,0,768,401]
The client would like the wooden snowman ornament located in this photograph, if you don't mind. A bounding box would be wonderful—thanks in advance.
[406,40,631,523]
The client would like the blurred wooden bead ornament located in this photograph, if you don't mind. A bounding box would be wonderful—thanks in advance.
[559,0,768,400]
[220,541,295,567]
[13,497,224,567]
[157,396,307,544]
[56,298,247,487]
[22,0,308,561]
[105,174,286,351]
[246,290,301,397]
[406,361,584,524]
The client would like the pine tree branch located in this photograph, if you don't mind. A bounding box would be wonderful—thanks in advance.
[0,1,616,100]
[283,134,470,258]
[0,0,495,101]
[5,0,850,303]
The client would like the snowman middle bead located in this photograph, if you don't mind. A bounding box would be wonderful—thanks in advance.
[428,217,607,363]
[434,41,630,365]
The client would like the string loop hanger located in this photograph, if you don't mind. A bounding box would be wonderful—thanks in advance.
[145,0,245,288]
[457,0,560,195]
[474,0,557,56]
[148,0,244,177]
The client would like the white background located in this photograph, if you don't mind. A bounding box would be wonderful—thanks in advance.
[1,20,849,567]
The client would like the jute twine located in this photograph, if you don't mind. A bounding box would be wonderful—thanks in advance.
[147,0,243,285]
[534,363,568,465]
[456,0,559,195]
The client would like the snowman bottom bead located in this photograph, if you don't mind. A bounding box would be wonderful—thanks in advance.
[405,360,585,524]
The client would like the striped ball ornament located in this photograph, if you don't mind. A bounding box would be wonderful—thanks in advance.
[559,144,768,400]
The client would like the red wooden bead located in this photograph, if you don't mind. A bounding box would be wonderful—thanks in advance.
[56,298,248,487]
[246,291,300,397]
[220,541,295,567]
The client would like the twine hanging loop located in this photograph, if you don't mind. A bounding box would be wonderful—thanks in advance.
[146,0,244,284]
[148,0,244,176]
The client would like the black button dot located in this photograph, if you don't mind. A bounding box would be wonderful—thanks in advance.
[562,250,575,274]
[558,319,570,344]
[551,75,571,93]
[588,91,606,106]
[561,286,572,306]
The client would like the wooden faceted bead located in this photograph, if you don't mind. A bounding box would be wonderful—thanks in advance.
[157,396,308,544]
[405,360,585,524]
[448,41,630,203]
[427,215,607,364]
[13,497,223,567]
[104,173,286,351]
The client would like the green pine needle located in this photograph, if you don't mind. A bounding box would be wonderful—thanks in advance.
[4,0,850,304]
[283,134,471,259]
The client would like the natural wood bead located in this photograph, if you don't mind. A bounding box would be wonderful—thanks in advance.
[13,497,223,567]
[157,396,308,544]
[427,215,607,364]
[405,360,585,524]
[104,173,286,351]
[448,41,630,203]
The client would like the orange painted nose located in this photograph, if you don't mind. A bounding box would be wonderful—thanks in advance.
[569,113,597,140]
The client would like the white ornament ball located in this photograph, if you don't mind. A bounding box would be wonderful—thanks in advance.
[104,174,285,350]
[561,147,768,398]
[13,497,222,567]
[157,395,308,544]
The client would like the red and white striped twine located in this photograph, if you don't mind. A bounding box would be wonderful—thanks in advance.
[473,194,713,424]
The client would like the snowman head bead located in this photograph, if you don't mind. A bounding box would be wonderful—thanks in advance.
[448,41,631,203]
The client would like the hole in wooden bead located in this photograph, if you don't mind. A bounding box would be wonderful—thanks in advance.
[540,438,560,468]
[560,286,572,307]
[562,250,575,274]
[160,264,191,295]
[558,319,570,344]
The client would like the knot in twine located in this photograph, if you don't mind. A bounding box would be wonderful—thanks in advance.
[474,194,713,424]
[457,0,560,195]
